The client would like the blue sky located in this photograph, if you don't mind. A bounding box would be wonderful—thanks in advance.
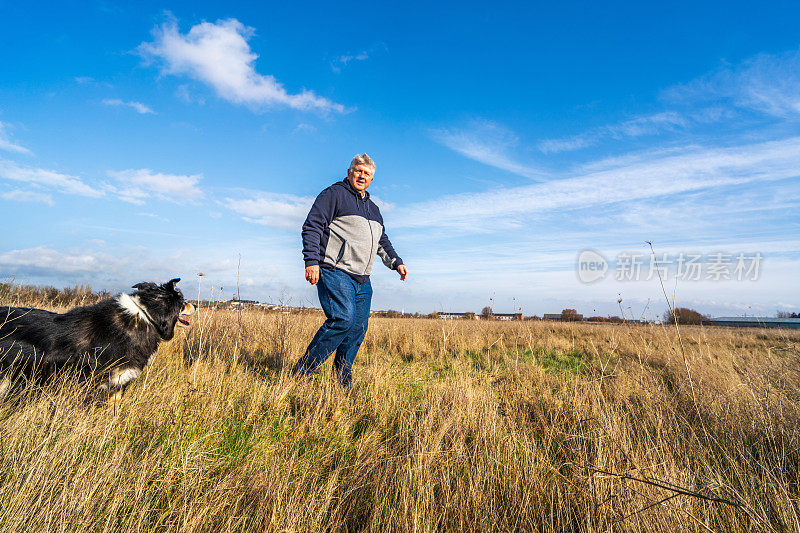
[1,1,799,317]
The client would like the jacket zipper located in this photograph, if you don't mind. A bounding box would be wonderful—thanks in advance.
[363,195,374,275]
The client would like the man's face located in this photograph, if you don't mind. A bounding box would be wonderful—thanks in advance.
[347,164,374,195]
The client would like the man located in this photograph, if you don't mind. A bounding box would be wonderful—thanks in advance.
[294,154,408,387]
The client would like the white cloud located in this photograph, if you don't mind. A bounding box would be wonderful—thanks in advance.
[606,111,687,138]
[537,135,593,154]
[536,48,800,156]
[138,18,345,113]
[0,246,122,275]
[663,48,800,119]
[1,189,54,206]
[0,121,32,155]
[331,50,369,72]
[0,159,102,197]
[137,212,170,222]
[432,119,547,179]
[225,190,394,230]
[369,194,394,213]
[74,76,113,88]
[398,136,800,229]
[108,169,204,204]
[175,84,205,104]
[102,98,156,114]
[223,193,313,229]
[537,110,727,154]
[538,50,797,157]
[292,123,316,135]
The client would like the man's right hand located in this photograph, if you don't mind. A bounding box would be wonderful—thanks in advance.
[305,265,320,285]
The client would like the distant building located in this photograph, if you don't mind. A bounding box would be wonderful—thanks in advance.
[542,313,584,321]
[256,303,293,311]
[493,313,523,321]
[437,312,479,320]
[710,317,800,329]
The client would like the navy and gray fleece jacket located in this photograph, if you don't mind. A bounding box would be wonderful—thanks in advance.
[302,179,403,283]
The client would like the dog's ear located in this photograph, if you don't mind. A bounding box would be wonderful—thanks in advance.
[132,282,158,292]
[165,278,181,291]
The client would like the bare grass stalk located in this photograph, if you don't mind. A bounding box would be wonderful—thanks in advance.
[0,286,797,531]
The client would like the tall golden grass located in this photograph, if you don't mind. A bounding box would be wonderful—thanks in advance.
[1,288,799,531]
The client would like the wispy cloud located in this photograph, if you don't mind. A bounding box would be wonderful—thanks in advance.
[107,169,204,204]
[537,135,593,154]
[431,119,547,179]
[0,121,32,155]
[175,84,205,104]
[137,212,170,222]
[606,111,688,137]
[399,136,800,229]
[0,246,123,275]
[74,76,112,88]
[331,50,368,73]
[138,18,346,113]
[223,192,313,229]
[292,123,316,135]
[1,189,54,206]
[102,98,156,114]
[0,159,103,197]
[537,49,800,156]
[663,48,800,118]
[537,109,728,154]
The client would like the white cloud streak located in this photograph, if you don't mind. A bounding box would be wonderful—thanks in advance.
[0,246,123,275]
[139,18,345,113]
[1,189,54,206]
[0,121,32,155]
[331,50,369,72]
[663,48,800,119]
[537,135,593,154]
[108,169,204,204]
[223,193,313,230]
[432,120,547,179]
[102,98,156,114]
[537,47,800,155]
[399,136,800,229]
[537,110,729,154]
[0,159,103,197]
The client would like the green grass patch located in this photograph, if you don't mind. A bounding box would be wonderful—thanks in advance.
[528,349,591,376]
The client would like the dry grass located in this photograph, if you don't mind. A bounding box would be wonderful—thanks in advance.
[1,290,799,532]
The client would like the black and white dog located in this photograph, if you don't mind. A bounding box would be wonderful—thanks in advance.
[0,278,195,403]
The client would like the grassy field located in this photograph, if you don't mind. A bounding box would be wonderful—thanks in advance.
[1,288,799,532]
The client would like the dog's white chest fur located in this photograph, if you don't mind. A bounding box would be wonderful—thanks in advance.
[117,294,151,324]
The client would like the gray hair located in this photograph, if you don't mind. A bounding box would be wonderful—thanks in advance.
[349,153,376,172]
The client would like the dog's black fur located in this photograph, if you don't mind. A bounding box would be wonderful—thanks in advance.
[0,278,194,401]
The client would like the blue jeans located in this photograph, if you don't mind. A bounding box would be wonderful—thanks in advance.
[293,267,372,387]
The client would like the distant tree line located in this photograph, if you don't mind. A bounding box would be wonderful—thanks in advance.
[371,310,422,318]
[586,316,625,323]
[662,307,710,325]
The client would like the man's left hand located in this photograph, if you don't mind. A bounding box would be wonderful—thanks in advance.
[397,264,408,281]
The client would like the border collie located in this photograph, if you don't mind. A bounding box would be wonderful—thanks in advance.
[0,278,195,404]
